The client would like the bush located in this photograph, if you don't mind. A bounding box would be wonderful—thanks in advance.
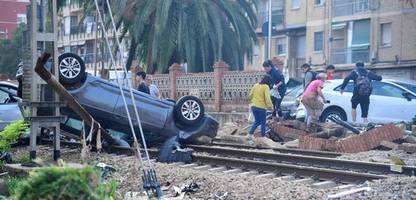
[14,166,117,200]
[0,120,28,152]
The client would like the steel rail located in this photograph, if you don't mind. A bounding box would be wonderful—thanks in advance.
[188,145,416,176]
[209,141,341,158]
[191,154,386,184]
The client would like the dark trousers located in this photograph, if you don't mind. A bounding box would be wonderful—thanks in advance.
[249,106,267,136]
[271,92,285,117]
[351,94,370,118]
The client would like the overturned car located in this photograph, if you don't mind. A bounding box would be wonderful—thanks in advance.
[3,53,218,160]
[57,53,219,146]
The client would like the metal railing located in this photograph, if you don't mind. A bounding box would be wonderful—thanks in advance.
[332,0,370,17]
[331,46,370,64]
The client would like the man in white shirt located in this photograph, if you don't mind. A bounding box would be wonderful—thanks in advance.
[145,74,160,98]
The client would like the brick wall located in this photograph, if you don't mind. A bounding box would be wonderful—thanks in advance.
[153,62,266,112]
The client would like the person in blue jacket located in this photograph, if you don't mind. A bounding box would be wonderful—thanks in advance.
[262,60,287,121]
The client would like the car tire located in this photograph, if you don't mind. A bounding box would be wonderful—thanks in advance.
[320,107,347,123]
[58,53,86,86]
[174,96,205,126]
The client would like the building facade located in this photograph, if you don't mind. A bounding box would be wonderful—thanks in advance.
[0,0,29,40]
[248,0,416,80]
[57,0,125,75]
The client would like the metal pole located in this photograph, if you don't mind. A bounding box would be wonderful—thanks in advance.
[267,0,272,59]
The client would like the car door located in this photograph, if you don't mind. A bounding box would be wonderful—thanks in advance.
[368,82,416,123]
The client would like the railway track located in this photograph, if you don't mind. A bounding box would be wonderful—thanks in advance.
[37,139,416,185]
[210,141,341,158]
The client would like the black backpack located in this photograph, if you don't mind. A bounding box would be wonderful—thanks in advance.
[354,70,372,96]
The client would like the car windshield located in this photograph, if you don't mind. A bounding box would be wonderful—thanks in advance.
[392,81,416,94]
[284,85,303,100]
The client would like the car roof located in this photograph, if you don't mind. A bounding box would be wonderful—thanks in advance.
[0,81,17,88]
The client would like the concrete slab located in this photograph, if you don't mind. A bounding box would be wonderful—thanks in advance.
[223,169,242,174]
[208,167,226,172]
[293,178,315,184]
[256,173,275,178]
[239,171,258,176]
[180,164,198,168]
[312,181,337,189]
[335,184,357,190]
[327,187,371,200]
[274,175,295,181]
[193,165,211,170]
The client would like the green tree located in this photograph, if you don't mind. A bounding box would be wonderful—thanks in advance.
[80,0,258,73]
[0,24,26,78]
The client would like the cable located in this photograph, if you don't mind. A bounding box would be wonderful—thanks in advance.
[93,0,147,169]
[104,0,153,168]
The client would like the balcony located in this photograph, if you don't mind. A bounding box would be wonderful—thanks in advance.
[332,0,370,18]
[331,46,370,64]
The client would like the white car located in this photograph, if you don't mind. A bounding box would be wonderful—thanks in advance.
[296,79,416,123]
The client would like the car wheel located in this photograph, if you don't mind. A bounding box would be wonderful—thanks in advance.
[174,96,205,126]
[320,108,347,123]
[58,53,86,86]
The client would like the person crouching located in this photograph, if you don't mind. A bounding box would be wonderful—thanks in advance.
[301,73,327,131]
[248,75,273,141]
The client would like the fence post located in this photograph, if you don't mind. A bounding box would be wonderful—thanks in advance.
[169,63,182,100]
[213,60,229,112]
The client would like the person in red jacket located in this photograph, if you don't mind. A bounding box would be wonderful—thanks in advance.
[326,65,335,80]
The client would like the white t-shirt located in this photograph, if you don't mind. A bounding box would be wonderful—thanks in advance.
[149,84,159,98]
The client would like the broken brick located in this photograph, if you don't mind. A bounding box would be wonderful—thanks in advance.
[299,136,337,151]
[271,123,308,141]
[398,143,416,153]
[299,124,403,153]
[379,140,399,150]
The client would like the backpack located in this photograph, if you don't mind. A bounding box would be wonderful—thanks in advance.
[354,70,372,96]
[304,70,317,87]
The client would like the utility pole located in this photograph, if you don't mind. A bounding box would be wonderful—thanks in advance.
[267,0,272,59]
[100,0,105,79]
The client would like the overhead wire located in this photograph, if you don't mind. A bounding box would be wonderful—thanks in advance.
[104,0,153,168]
[92,0,149,171]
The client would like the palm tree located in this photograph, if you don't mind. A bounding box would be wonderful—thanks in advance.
[79,0,259,73]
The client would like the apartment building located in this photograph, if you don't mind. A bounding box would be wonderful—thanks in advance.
[0,0,30,40]
[57,0,125,75]
[249,0,416,80]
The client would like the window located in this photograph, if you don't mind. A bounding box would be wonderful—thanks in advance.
[275,37,286,55]
[380,23,392,47]
[335,82,354,93]
[372,82,406,98]
[314,32,324,51]
[0,90,9,103]
[315,0,324,6]
[352,19,370,46]
[292,0,300,9]
[17,14,27,24]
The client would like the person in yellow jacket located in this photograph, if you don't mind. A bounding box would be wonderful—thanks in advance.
[248,75,273,138]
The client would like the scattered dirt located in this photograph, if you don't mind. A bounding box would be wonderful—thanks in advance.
[8,145,416,199]
[339,149,416,166]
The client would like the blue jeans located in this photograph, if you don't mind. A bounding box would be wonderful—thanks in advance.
[249,106,267,136]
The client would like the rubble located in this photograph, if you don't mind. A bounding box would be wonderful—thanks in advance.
[379,140,399,150]
[398,143,416,153]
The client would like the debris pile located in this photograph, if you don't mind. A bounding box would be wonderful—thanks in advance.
[270,120,416,154]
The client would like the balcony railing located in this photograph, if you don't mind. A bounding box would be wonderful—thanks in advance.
[332,0,370,18]
[331,46,370,64]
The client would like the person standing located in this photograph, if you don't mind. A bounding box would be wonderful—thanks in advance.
[263,60,286,120]
[248,75,273,141]
[136,71,150,94]
[326,65,335,80]
[301,73,327,131]
[145,74,160,98]
[340,62,382,124]
[301,63,317,89]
